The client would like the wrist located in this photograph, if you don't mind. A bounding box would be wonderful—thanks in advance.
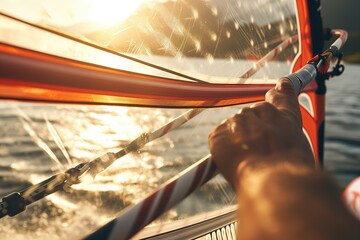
[233,153,314,192]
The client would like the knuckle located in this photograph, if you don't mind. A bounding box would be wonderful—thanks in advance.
[250,101,277,115]
[237,107,251,114]
[280,80,296,93]
[265,88,276,101]
[250,101,272,109]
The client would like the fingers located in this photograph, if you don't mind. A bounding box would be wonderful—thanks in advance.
[265,79,302,127]
[209,107,257,143]
[249,102,277,119]
[266,79,298,109]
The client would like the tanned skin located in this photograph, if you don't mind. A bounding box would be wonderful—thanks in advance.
[208,79,360,240]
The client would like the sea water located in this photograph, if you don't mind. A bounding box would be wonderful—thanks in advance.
[324,64,360,186]
[0,63,359,239]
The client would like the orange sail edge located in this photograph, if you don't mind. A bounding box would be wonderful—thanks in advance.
[0,78,273,108]
[0,43,280,108]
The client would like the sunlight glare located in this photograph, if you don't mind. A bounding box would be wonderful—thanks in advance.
[90,0,148,27]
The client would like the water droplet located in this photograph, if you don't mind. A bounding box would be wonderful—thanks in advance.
[226,31,231,38]
[229,56,234,63]
[250,39,254,47]
[268,23,272,30]
[264,42,268,49]
[176,53,183,61]
[206,54,214,64]
[290,22,294,31]
[234,21,239,30]
[279,26,284,35]
[293,46,298,53]
[211,33,217,41]
[211,7,218,16]
[194,39,201,51]
[192,8,199,19]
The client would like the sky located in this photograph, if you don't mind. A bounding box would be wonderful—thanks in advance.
[321,0,360,56]
[1,0,358,54]
[0,0,150,32]
[1,0,357,31]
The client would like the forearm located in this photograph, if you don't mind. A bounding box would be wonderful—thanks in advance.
[236,159,360,240]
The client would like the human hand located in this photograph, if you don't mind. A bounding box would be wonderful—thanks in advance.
[208,79,315,189]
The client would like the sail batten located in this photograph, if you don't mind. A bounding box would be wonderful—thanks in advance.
[1,43,279,108]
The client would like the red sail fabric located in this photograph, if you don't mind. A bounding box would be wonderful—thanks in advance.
[294,0,323,165]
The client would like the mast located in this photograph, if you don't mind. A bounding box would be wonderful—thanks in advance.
[294,0,325,166]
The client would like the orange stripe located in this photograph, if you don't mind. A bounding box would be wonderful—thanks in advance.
[1,44,279,107]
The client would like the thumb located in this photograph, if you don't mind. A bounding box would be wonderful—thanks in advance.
[275,78,297,94]
[266,78,298,108]
[265,78,302,125]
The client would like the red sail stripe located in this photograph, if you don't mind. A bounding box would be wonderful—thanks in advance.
[128,194,156,238]
[187,161,208,195]
[150,181,177,223]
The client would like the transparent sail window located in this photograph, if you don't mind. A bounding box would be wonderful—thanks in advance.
[0,0,299,83]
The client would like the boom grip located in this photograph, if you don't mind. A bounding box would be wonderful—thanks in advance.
[282,64,317,95]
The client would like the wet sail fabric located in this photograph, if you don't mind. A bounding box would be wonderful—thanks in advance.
[1,0,302,107]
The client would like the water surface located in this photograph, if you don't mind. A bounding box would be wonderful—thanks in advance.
[0,64,359,239]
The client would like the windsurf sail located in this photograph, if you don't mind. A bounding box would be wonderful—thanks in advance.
[0,0,347,239]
